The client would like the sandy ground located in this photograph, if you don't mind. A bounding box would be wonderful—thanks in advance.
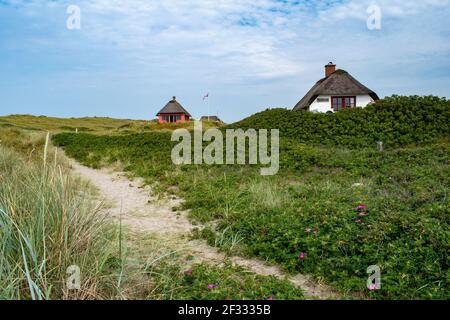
[69,159,338,299]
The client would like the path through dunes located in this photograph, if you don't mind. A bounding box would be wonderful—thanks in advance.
[69,159,338,300]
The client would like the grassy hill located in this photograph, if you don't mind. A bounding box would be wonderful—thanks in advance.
[0,127,303,300]
[229,95,449,148]
[50,96,450,299]
[0,114,221,134]
[1,95,448,299]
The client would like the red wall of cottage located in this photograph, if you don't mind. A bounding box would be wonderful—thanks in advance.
[158,113,189,124]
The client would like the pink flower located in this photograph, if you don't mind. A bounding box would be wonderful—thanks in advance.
[299,252,305,260]
[356,204,367,211]
[267,297,273,300]
[355,219,362,223]
[368,284,378,291]
[305,228,312,234]
[207,284,216,290]
[184,269,193,276]
[357,213,367,217]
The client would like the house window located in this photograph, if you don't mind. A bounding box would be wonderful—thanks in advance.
[167,115,181,123]
[332,96,356,111]
[162,115,184,122]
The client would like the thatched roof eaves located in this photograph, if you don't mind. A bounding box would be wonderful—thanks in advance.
[157,97,192,117]
[293,70,379,110]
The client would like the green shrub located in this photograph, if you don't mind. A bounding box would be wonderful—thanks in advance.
[228,96,449,148]
[146,261,304,300]
[51,96,450,299]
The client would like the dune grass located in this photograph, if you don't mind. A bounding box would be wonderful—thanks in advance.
[0,114,221,135]
[0,130,120,299]
[0,128,308,300]
[119,233,304,300]
[6,96,449,299]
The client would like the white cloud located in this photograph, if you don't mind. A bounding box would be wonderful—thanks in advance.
[4,0,448,81]
[1,0,449,121]
[318,0,450,21]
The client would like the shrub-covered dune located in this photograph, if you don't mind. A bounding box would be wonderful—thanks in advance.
[229,95,450,148]
[52,96,450,299]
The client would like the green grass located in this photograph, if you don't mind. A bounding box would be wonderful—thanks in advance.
[52,96,450,299]
[0,130,120,299]
[0,114,138,133]
[137,238,304,300]
[52,132,450,299]
[6,95,449,300]
[0,114,221,135]
[147,261,304,300]
[0,128,307,300]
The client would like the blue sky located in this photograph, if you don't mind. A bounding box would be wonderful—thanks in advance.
[0,0,449,123]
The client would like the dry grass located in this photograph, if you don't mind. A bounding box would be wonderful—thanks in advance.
[0,114,222,135]
[0,131,120,299]
[248,179,290,209]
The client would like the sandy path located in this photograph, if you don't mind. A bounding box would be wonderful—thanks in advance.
[70,160,337,299]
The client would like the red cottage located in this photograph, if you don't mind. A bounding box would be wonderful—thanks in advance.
[156,96,192,123]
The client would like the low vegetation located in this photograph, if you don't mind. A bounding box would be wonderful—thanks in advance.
[0,114,221,135]
[0,128,305,300]
[149,262,304,300]
[2,95,447,300]
[0,129,119,299]
[230,95,449,148]
[52,96,450,299]
[141,242,304,300]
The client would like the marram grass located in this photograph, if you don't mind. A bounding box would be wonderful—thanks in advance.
[0,137,119,300]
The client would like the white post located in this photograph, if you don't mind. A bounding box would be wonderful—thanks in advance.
[377,141,384,152]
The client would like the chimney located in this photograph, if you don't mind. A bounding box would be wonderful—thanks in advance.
[325,62,336,77]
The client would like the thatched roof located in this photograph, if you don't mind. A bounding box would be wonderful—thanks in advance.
[200,116,224,123]
[157,96,192,117]
[293,70,379,111]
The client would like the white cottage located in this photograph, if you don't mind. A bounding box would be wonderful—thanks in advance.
[293,62,379,113]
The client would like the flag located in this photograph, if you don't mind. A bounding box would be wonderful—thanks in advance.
[203,93,209,101]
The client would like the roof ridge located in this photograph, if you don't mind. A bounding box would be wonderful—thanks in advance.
[293,69,378,111]
[157,98,192,117]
